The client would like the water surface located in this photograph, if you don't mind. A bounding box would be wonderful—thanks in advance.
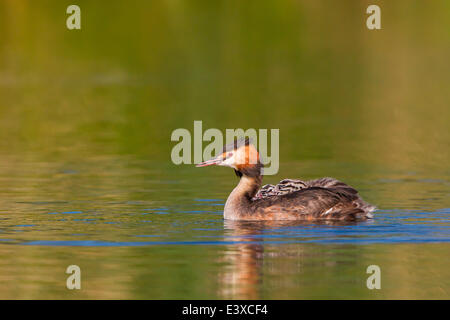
[0,0,449,299]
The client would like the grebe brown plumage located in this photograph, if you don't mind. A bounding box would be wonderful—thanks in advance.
[196,139,376,221]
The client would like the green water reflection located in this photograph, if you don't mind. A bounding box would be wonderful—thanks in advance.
[0,1,449,299]
[0,243,449,299]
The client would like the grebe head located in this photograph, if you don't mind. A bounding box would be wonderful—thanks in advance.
[196,138,263,177]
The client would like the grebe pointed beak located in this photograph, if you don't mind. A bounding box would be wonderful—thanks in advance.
[196,157,222,167]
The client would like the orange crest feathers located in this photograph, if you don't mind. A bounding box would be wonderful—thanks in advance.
[235,144,260,170]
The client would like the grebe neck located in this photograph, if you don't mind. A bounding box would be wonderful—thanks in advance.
[224,174,262,220]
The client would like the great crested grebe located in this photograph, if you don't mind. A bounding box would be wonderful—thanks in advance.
[196,138,376,221]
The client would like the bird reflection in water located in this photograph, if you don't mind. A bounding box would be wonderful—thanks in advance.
[217,220,360,299]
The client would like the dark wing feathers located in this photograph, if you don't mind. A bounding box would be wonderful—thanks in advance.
[252,177,376,220]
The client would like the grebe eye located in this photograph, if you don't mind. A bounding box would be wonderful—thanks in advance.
[223,152,232,159]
